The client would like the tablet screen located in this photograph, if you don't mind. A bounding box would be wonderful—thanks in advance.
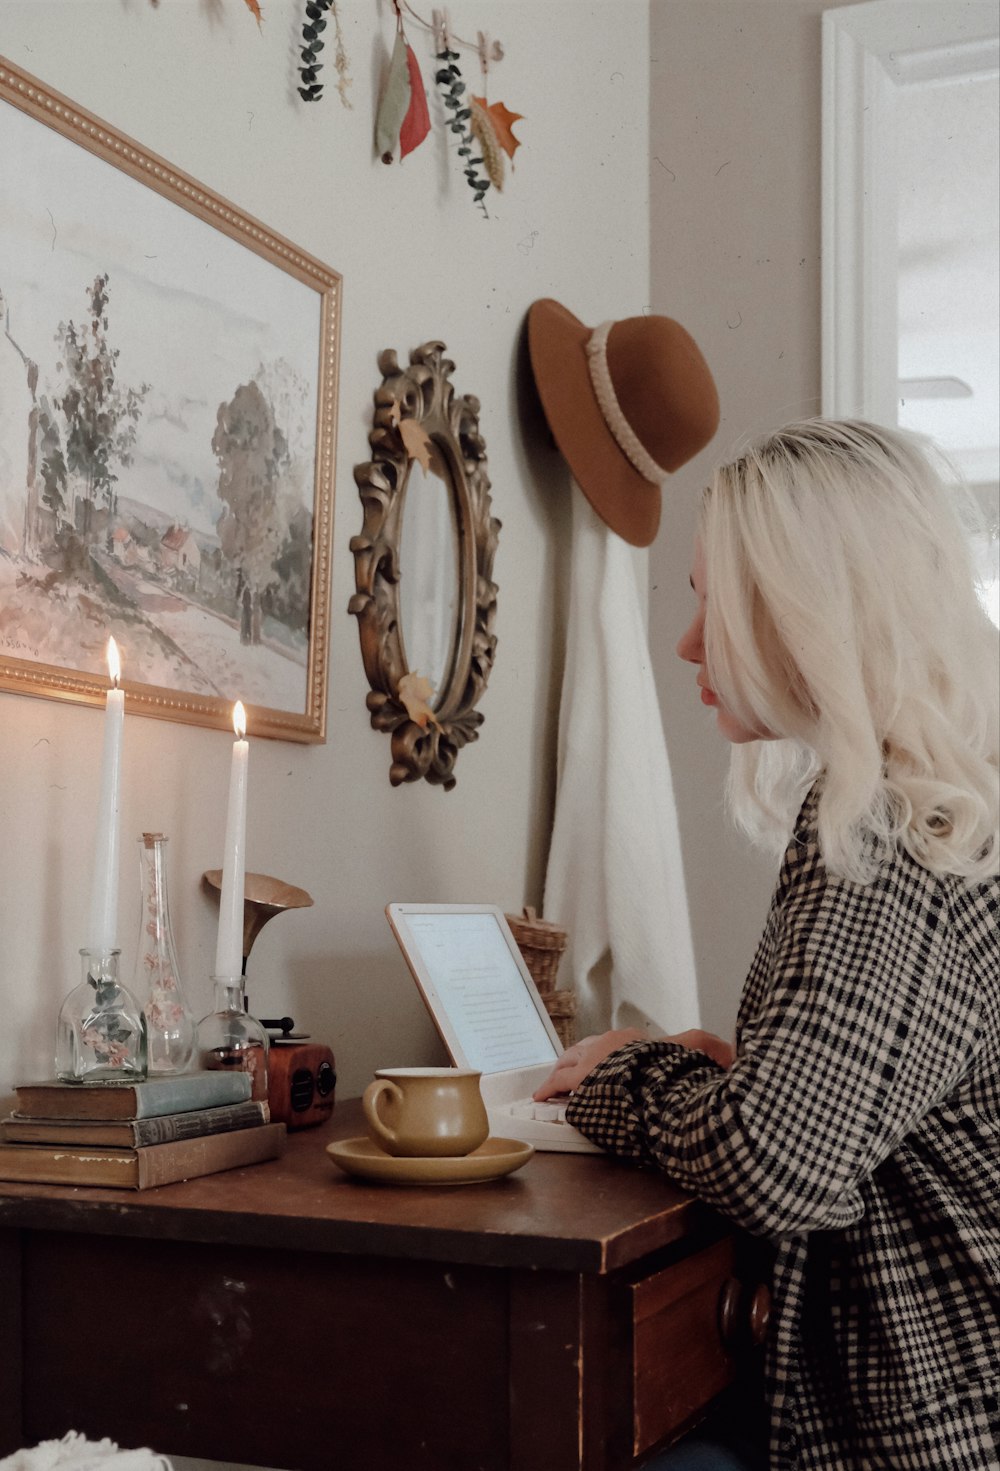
[397,909,559,1073]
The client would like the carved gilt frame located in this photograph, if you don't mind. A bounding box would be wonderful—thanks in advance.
[349,342,500,789]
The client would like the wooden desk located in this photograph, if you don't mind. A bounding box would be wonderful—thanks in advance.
[0,1100,766,1470]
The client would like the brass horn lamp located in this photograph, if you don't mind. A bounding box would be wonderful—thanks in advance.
[202,871,314,971]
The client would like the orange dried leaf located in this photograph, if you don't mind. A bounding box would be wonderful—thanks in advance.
[397,672,439,729]
[242,0,263,26]
[472,97,523,163]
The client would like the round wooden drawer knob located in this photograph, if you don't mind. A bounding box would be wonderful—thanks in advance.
[749,1283,772,1346]
[718,1277,741,1347]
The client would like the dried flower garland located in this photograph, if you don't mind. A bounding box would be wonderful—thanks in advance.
[370,4,523,215]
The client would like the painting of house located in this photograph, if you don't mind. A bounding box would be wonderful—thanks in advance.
[159,525,200,578]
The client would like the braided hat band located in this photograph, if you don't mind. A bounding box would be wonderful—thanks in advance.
[585,321,670,486]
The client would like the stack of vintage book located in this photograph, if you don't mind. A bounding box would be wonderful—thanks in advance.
[0,1071,285,1189]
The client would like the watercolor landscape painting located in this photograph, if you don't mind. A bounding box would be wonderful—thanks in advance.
[0,60,340,740]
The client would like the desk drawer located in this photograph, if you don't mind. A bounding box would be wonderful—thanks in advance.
[629,1236,738,1457]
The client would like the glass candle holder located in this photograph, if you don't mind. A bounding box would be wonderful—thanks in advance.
[197,976,269,1102]
[56,949,148,1083]
[134,834,196,1074]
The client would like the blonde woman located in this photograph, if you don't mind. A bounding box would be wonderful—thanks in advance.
[536,420,1000,1471]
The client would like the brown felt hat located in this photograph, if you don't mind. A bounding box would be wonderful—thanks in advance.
[526,298,720,547]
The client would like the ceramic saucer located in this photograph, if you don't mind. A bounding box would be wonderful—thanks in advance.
[326,1135,533,1186]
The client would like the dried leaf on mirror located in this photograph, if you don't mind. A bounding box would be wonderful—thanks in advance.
[397,672,439,729]
[398,418,437,473]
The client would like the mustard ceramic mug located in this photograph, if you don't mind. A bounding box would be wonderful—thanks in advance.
[362,1067,489,1158]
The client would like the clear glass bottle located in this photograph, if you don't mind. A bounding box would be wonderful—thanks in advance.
[197,976,269,1102]
[56,948,148,1082]
[135,833,196,1074]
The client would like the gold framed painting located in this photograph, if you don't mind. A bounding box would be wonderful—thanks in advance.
[0,57,341,742]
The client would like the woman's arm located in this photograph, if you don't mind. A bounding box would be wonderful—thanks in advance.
[564,849,983,1240]
[533,1028,734,1099]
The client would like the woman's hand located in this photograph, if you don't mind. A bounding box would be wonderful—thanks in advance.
[532,1026,735,1101]
[533,1029,648,1100]
[668,1029,735,1069]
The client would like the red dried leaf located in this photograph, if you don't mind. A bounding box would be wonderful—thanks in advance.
[242,0,263,25]
[400,43,431,159]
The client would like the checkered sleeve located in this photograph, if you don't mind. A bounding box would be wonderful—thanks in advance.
[564,834,985,1240]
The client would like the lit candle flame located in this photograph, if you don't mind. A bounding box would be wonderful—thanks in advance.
[233,700,247,740]
[107,636,121,688]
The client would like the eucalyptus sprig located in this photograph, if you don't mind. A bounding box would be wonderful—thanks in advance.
[298,0,330,102]
[434,48,491,216]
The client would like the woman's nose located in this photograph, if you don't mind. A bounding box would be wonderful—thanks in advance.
[676,617,702,664]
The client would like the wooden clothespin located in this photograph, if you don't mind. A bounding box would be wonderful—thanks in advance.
[432,7,452,53]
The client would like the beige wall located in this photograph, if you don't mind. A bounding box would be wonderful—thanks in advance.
[0,0,864,1100]
[0,0,650,1103]
[648,0,848,1035]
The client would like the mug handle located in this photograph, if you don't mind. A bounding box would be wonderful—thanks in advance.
[362,1078,402,1151]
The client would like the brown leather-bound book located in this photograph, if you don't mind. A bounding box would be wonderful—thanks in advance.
[0,1121,285,1189]
[1,1098,269,1148]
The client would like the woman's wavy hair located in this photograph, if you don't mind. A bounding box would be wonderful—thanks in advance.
[700,418,999,883]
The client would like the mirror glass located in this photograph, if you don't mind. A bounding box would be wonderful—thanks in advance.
[399,457,460,707]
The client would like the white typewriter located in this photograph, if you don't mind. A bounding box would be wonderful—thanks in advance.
[385,903,601,1154]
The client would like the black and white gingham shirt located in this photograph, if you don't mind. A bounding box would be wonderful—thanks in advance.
[565,789,1000,1470]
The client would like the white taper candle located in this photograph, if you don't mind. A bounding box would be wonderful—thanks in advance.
[214,701,249,980]
[87,637,125,954]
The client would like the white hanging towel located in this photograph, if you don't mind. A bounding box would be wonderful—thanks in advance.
[543,488,700,1039]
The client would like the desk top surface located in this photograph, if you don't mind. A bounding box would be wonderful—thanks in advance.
[0,1098,717,1274]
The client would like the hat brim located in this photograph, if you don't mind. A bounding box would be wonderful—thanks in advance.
[527,298,661,548]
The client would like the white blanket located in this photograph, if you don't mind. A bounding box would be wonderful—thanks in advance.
[0,1433,171,1471]
[543,489,700,1039]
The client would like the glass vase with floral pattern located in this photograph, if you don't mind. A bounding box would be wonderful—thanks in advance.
[134,833,196,1074]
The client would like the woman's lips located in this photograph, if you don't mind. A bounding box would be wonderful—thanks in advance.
[700,686,718,707]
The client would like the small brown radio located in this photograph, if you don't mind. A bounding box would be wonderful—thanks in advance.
[263,1020,336,1131]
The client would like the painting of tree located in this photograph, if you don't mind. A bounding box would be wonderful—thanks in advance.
[55,274,148,538]
[0,56,340,740]
[213,380,297,647]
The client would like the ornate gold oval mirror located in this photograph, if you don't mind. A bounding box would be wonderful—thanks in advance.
[349,341,500,789]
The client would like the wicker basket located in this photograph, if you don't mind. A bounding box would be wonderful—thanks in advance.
[505,906,575,1047]
[505,906,567,996]
[541,988,577,1049]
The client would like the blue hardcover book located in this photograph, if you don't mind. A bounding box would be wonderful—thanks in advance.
[14,1072,253,1120]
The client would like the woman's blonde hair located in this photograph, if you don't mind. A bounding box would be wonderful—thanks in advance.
[701,418,999,883]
